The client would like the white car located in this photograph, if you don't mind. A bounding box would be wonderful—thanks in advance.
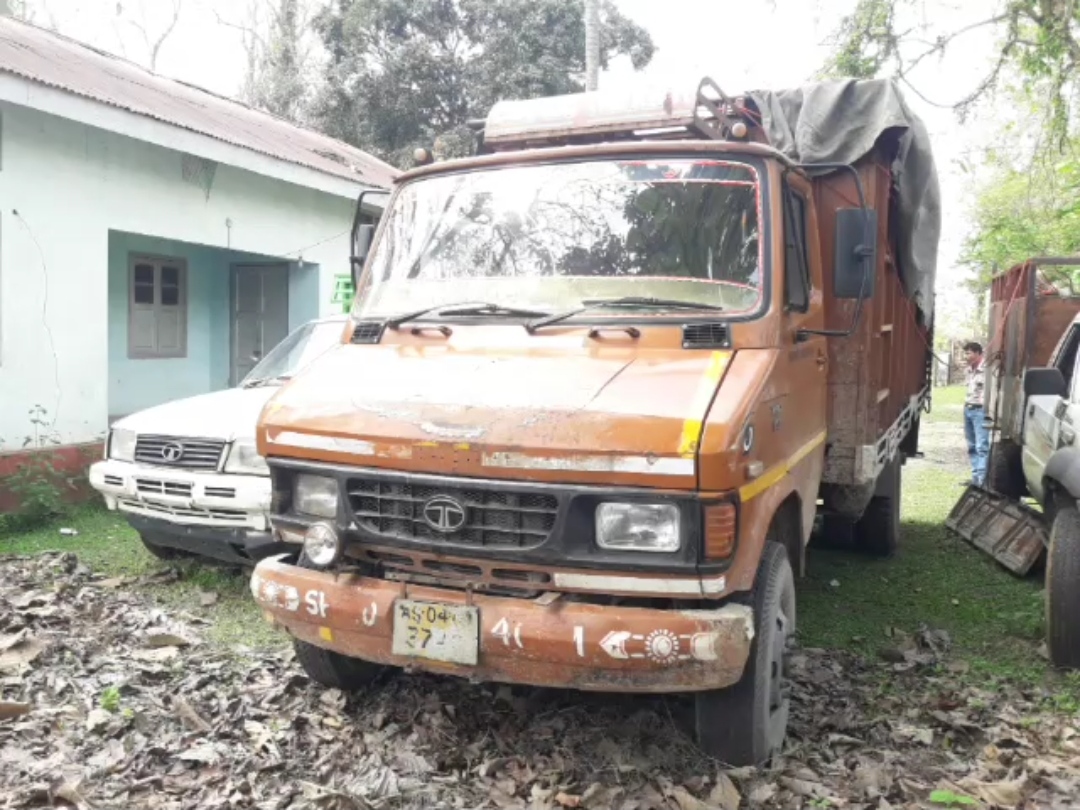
[89,315,348,565]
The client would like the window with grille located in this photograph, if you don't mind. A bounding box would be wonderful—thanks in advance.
[128,255,187,358]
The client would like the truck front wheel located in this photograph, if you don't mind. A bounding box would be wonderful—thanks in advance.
[1047,504,1080,669]
[694,541,796,766]
[293,638,385,690]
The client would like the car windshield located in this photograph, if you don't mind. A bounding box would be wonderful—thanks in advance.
[240,320,345,387]
[353,158,762,320]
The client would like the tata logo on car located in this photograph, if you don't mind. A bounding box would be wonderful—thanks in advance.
[160,442,185,463]
[422,495,467,533]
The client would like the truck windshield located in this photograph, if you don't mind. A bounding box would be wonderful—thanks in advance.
[354,158,762,320]
[241,320,344,388]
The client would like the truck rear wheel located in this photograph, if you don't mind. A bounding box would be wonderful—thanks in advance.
[694,541,795,766]
[987,440,1025,499]
[854,456,901,557]
[1047,505,1080,669]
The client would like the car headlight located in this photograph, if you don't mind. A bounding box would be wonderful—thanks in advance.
[295,474,339,519]
[595,503,681,552]
[224,439,270,476]
[109,429,137,462]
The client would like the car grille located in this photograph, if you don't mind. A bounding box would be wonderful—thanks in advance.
[117,499,248,524]
[135,478,193,498]
[346,477,559,549]
[134,435,225,470]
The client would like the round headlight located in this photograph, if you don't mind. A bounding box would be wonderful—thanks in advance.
[302,522,342,568]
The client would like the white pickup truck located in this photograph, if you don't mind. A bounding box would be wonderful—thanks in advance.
[1008,313,1080,668]
[89,315,347,565]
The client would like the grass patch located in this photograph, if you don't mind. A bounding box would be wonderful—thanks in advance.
[925,384,965,424]
[1,504,282,650]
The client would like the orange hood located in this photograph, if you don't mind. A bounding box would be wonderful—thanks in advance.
[258,333,732,489]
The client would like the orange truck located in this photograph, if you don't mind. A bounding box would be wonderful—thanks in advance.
[250,78,938,764]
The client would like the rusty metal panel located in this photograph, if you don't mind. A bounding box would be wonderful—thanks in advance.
[0,18,398,188]
[945,485,1047,576]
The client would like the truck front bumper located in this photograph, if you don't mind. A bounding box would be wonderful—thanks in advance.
[251,556,755,693]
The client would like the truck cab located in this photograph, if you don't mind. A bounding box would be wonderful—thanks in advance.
[249,78,937,765]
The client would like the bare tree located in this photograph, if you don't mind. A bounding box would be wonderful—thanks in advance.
[116,0,183,72]
[216,0,319,122]
[584,0,599,91]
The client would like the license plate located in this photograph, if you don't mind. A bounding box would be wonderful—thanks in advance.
[391,600,479,665]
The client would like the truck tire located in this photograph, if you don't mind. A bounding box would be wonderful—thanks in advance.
[293,638,385,690]
[1046,505,1080,669]
[138,533,185,561]
[854,456,901,557]
[292,549,386,690]
[987,441,1025,499]
[695,541,796,766]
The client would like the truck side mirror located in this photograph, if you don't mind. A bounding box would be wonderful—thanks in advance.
[833,208,877,299]
[1024,367,1067,399]
[351,223,375,288]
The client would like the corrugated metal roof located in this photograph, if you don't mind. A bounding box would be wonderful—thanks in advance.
[0,17,399,189]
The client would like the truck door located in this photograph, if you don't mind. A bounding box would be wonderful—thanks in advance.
[1022,323,1080,500]
[778,174,828,534]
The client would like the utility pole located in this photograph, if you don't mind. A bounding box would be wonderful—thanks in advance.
[584,0,599,91]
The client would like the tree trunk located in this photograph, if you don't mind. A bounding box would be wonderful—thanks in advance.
[584,0,599,91]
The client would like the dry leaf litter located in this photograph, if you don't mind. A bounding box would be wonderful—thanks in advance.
[2,552,1079,810]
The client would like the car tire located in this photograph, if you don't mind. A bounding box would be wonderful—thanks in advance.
[1047,504,1080,669]
[854,456,901,558]
[694,541,796,766]
[138,533,185,561]
[987,441,1025,499]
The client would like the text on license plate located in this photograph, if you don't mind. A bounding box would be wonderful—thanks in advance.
[390,600,479,665]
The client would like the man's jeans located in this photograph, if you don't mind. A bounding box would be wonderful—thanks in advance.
[964,404,990,485]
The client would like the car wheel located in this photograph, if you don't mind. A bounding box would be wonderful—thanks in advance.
[1047,504,1080,669]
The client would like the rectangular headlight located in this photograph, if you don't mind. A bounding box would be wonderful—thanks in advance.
[224,439,270,476]
[595,502,681,552]
[109,429,137,462]
[294,474,339,519]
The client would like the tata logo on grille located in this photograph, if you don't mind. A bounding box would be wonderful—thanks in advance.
[160,442,185,463]
[422,495,467,533]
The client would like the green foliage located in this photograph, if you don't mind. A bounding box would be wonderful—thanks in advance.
[100,686,122,714]
[961,138,1080,294]
[819,0,902,79]
[820,1,1080,139]
[0,405,74,535]
[929,789,978,807]
[312,0,655,167]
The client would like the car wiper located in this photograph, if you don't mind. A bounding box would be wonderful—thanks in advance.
[242,375,290,389]
[386,301,551,329]
[526,296,725,333]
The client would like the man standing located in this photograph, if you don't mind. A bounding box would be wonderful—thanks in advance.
[963,341,989,486]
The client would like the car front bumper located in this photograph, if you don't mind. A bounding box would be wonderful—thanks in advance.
[89,459,271,531]
[251,555,755,693]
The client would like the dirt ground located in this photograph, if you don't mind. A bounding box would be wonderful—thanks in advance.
[2,399,1080,810]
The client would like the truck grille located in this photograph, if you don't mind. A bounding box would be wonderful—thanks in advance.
[135,478,193,498]
[134,435,226,471]
[346,477,559,549]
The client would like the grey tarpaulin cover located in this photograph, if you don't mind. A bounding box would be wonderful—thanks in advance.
[749,78,940,322]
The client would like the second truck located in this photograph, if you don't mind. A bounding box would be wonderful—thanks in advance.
[249,78,939,765]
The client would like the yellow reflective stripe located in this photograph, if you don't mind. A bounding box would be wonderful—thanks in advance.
[678,351,731,457]
[738,430,827,502]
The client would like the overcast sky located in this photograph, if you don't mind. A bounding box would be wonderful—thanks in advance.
[33,0,1005,334]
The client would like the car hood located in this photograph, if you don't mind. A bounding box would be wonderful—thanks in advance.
[114,386,279,442]
[259,339,734,488]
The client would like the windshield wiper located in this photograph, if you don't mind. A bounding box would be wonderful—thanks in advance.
[526,296,726,333]
[242,374,291,389]
[386,301,551,330]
